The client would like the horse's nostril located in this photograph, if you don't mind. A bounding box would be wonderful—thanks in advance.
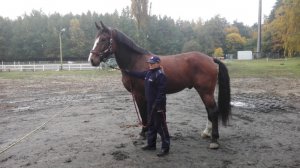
[90,59,94,65]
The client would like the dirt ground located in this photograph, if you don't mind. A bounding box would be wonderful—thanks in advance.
[0,73,299,168]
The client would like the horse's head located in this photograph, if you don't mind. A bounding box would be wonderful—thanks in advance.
[88,21,115,66]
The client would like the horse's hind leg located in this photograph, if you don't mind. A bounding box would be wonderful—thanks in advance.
[206,105,220,149]
[201,118,212,139]
[198,92,220,149]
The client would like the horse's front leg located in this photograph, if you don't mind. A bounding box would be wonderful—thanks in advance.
[134,93,148,138]
[122,76,148,138]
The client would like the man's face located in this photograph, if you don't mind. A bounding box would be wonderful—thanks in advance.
[148,62,160,69]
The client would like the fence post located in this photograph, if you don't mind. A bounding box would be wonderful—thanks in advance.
[43,65,45,71]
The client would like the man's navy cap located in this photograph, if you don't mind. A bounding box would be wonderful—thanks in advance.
[146,56,160,64]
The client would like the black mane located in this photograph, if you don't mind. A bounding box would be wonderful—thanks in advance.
[114,29,150,55]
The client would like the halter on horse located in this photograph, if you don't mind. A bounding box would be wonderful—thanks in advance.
[89,21,231,149]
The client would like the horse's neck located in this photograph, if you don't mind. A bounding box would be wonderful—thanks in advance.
[115,44,146,70]
[112,29,149,70]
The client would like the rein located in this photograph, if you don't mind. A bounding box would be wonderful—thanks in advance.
[129,80,147,128]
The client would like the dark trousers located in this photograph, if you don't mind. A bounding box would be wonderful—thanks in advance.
[147,110,170,150]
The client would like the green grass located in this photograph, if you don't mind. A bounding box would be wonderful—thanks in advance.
[225,57,300,78]
[1,58,300,79]
[0,69,121,80]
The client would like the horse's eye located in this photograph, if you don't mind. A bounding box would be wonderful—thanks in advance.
[101,38,106,42]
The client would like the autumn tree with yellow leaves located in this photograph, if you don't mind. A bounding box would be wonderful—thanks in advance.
[264,0,300,57]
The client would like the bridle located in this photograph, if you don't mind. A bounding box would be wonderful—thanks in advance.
[90,31,113,62]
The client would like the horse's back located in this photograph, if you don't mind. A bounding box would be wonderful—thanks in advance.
[161,52,218,93]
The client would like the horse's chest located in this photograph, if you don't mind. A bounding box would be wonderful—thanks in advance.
[122,77,144,92]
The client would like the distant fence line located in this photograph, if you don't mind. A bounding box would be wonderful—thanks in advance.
[0,63,101,72]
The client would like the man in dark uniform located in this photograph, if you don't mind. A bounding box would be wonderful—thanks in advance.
[124,56,170,157]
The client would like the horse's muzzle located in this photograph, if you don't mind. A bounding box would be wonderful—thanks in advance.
[89,54,101,67]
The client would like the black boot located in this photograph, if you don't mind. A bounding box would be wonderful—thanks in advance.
[141,145,156,150]
[157,148,169,157]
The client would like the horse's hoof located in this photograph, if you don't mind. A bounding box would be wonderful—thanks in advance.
[201,132,211,139]
[209,142,219,149]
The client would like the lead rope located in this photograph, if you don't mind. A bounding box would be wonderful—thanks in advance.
[108,65,146,128]
[0,106,70,155]
[129,79,147,128]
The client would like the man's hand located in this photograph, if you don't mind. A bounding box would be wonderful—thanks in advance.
[122,69,129,74]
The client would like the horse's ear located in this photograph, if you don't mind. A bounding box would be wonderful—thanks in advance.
[100,21,109,31]
[95,22,101,30]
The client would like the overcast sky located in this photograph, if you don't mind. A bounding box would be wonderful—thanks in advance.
[1,0,276,26]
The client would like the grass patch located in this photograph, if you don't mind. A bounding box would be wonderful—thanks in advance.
[1,58,299,79]
[0,69,121,80]
[225,57,300,78]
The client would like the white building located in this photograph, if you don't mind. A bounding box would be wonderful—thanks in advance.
[237,51,253,60]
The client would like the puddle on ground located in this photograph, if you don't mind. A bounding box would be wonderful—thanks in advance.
[231,101,255,108]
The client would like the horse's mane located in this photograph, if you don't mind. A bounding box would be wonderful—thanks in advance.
[114,29,150,55]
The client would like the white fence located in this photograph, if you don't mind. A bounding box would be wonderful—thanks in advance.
[0,63,101,72]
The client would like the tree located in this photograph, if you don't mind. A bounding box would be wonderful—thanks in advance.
[146,15,184,54]
[0,17,13,61]
[264,0,300,57]
[177,20,195,41]
[283,0,300,56]
[225,26,239,34]
[69,18,87,59]
[213,47,224,57]
[196,15,228,55]
[130,0,151,49]
[233,21,252,38]
[44,13,64,60]
[226,33,246,54]
[131,0,149,31]
[4,4,295,61]
[182,40,201,53]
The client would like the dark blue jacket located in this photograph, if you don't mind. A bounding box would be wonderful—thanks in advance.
[125,67,167,112]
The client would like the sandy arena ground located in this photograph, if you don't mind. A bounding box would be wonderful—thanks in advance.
[0,73,299,168]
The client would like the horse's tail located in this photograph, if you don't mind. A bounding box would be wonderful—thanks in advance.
[213,58,231,126]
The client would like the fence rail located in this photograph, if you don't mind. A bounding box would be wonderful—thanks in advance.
[0,63,100,72]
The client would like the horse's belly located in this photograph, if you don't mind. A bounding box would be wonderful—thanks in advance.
[166,82,190,94]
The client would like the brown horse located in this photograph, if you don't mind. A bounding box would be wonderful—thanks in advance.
[88,21,231,149]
